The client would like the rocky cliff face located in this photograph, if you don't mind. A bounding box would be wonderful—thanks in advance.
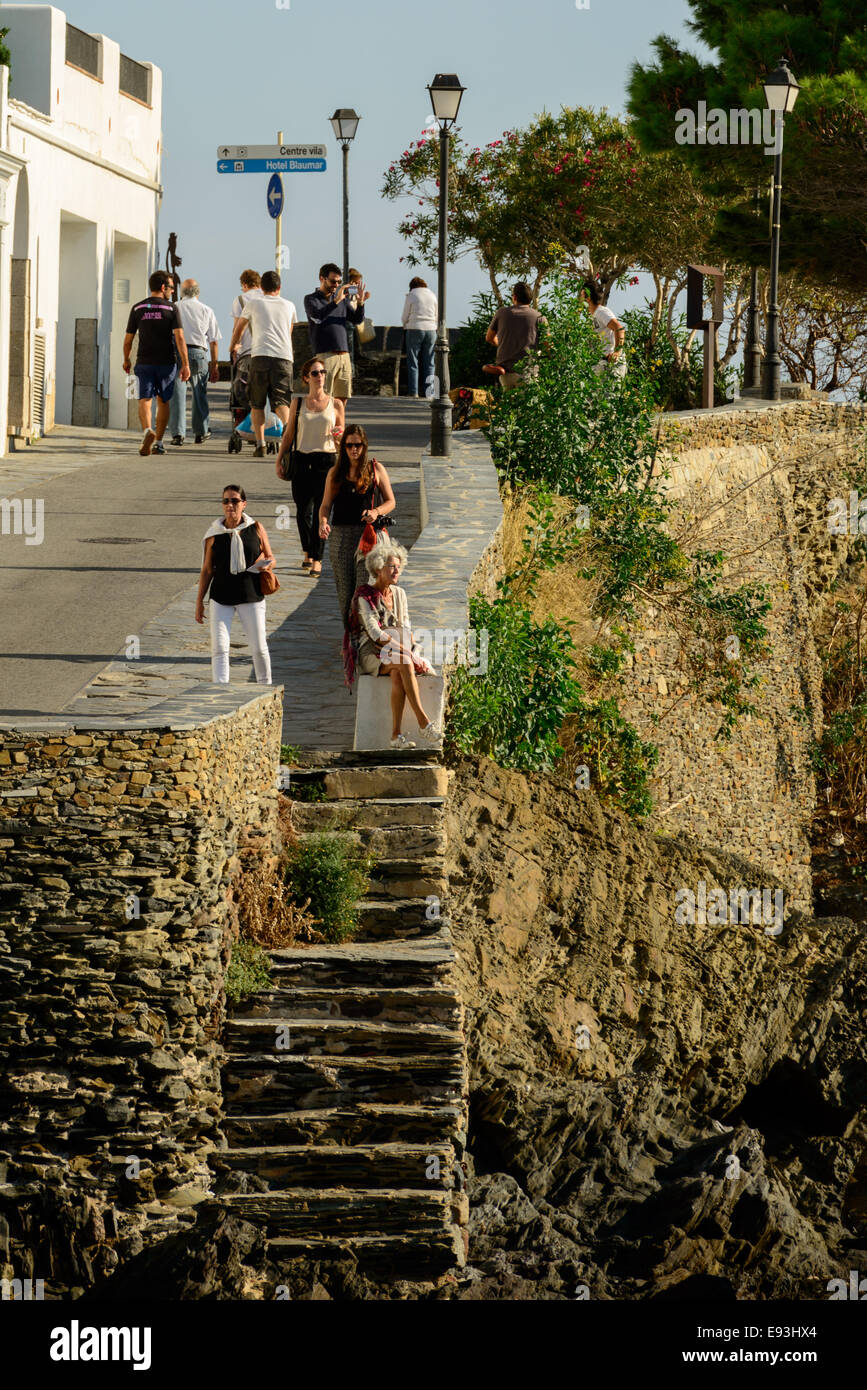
[444,757,867,1300]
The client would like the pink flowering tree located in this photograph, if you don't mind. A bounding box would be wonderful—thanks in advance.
[382,107,748,363]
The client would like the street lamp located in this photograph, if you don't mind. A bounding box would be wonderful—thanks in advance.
[329,108,360,284]
[760,57,800,401]
[330,109,360,372]
[427,73,465,458]
[741,183,763,391]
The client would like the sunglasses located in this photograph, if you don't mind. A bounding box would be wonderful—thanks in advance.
[222,498,243,505]
[345,442,363,449]
[309,369,326,376]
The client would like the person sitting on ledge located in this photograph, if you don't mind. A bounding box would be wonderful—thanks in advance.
[345,544,441,750]
[482,282,545,390]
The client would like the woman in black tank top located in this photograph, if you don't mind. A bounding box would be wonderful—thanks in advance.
[318,425,396,628]
[195,484,276,684]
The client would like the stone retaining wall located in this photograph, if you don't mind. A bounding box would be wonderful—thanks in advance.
[0,688,282,1291]
[620,402,867,910]
[450,401,866,912]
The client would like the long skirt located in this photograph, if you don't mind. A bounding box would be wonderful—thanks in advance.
[329,523,367,628]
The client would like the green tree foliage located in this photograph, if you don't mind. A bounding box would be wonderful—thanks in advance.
[382,109,726,305]
[0,29,10,71]
[627,4,867,291]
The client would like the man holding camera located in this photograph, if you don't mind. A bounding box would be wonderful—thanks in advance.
[303,263,368,404]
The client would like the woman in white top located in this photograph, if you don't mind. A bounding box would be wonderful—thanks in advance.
[275,356,345,577]
[401,277,439,398]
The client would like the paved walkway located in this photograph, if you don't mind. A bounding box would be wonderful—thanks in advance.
[0,390,429,747]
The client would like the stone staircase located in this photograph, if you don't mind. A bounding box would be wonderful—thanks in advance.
[213,753,469,1282]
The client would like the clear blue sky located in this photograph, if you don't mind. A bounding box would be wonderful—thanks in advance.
[52,0,709,333]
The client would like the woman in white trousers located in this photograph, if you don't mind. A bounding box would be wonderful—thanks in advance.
[195,483,275,684]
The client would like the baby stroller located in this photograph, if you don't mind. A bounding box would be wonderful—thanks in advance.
[228,353,252,454]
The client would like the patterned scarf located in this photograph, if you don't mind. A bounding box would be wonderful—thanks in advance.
[343,583,381,690]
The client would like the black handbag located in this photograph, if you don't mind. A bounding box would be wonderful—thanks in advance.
[279,401,299,482]
[371,461,395,531]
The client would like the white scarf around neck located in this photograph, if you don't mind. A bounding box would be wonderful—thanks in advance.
[203,513,258,573]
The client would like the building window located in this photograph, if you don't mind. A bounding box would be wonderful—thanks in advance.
[65,24,101,79]
[119,55,150,105]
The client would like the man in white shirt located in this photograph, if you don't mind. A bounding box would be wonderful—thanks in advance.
[580,279,627,379]
[169,279,222,445]
[229,270,297,458]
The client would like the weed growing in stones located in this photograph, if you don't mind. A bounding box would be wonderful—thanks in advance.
[284,834,374,943]
[225,941,272,1006]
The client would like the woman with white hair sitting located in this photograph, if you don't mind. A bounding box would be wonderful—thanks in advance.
[345,543,441,749]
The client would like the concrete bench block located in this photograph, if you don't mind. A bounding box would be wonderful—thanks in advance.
[354,674,444,751]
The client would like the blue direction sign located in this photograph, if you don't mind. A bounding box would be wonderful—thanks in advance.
[267,174,284,219]
[217,158,326,174]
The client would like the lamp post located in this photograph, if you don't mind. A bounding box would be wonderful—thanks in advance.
[741,183,763,390]
[427,73,465,458]
[330,108,360,365]
[761,57,800,401]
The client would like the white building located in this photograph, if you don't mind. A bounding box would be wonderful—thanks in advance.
[0,5,162,454]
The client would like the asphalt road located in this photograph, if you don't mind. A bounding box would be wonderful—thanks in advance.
[0,389,429,720]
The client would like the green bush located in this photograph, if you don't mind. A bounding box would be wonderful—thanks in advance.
[622,309,736,411]
[284,834,373,943]
[447,593,582,771]
[444,277,772,816]
[450,291,501,389]
[225,940,271,1006]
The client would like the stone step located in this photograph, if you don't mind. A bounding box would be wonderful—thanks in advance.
[232,985,462,1027]
[322,765,448,801]
[266,935,454,989]
[368,861,447,900]
[214,1142,456,1191]
[290,797,445,832]
[268,1231,463,1280]
[223,1054,466,1110]
[220,1187,459,1238]
[224,1017,463,1059]
[355,898,443,941]
[223,1103,467,1150]
[295,825,447,861]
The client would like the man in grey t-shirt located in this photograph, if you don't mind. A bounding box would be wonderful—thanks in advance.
[484,283,545,389]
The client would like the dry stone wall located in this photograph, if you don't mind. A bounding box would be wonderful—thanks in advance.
[0,689,282,1293]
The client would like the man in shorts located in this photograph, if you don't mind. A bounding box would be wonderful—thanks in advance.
[228,270,297,458]
[303,262,367,404]
[123,270,190,455]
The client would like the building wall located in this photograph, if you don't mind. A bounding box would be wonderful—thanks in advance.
[0,6,162,450]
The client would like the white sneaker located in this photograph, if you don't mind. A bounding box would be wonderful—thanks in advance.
[418,722,443,745]
[390,733,416,750]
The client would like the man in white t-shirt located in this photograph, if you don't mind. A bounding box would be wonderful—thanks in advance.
[231,269,264,358]
[580,279,627,379]
[229,270,298,457]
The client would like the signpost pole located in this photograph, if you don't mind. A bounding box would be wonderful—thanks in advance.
[275,130,283,272]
